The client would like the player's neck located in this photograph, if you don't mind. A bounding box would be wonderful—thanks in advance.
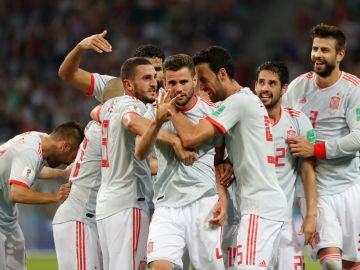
[315,68,342,88]
[266,105,281,125]
[227,80,243,98]
[40,135,49,159]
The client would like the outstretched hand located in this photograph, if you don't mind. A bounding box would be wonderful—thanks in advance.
[78,30,112,53]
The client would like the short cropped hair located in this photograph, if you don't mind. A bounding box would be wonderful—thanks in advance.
[255,61,289,87]
[310,23,346,52]
[120,57,153,80]
[163,54,195,77]
[51,121,84,150]
[133,44,165,61]
[193,46,235,79]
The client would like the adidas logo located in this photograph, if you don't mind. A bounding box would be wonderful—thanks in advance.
[259,260,267,267]
[299,97,307,104]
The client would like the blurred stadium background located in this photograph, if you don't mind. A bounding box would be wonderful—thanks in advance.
[1,0,359,268]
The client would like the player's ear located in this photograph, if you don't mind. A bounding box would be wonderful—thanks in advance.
[123,79,134,95]
[218,68,227,82]
[281,84,288,95]
[60,141,72,152]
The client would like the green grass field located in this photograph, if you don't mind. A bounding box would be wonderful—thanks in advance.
[27,252,321,270]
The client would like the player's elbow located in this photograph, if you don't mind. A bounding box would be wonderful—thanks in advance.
[181,136,198,148]
[10,190,22,203]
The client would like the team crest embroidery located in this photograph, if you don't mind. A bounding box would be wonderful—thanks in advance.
[329,95,341,110]
[299,97,307,104]
[147,240,154,254]
[286,127,297,138]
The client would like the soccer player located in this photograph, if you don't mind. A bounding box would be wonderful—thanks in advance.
[156,46,289,270]
[53,119,102,270]
[254,61,317,270]
[283,23,360,270]
[136,54,230,270]
[0,121,84,270]
[52,80,124,270]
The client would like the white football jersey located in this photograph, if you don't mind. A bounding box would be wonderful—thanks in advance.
[283,71,360,195]
[96,95,151,220]
[86,73,116,102]
[0,132,45,234]
[144,96,223,207]
[205,88,288,222]
[53,120,102,228]
[271,107,315,216]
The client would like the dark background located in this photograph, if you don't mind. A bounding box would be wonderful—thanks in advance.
[1,0,360,143]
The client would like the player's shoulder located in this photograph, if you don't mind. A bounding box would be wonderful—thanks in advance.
[342,72,360,87]
[282,107,302,118]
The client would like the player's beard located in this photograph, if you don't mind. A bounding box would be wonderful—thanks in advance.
[260,92,281,110]
[313,59,335,78]
[173,87,194,106]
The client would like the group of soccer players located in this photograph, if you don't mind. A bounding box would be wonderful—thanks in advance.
[1,22,360,270]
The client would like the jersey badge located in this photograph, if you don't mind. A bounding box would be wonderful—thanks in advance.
[306,129,316,143]
[356,108,360,121]
[299,97,307,104]
[259,260,267,267]
[147,240,154,254]
[212,105,225,118]
[286,128,297,138]
[22,167,34,180]
[329,95,341,110]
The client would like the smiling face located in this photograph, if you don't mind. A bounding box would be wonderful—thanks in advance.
[195,63,226,102]
[311,37,344,78]
[255,69,284,109]
[166,67,196,107]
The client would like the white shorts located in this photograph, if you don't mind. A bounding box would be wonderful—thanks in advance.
[97,208,149,270]
[298,181,360,262]
[222,218,240,270]
[0,224,26,270]
[234,214,285,270]
[53,221,102,270]
[274,220,303,270]
[147,195,225,270]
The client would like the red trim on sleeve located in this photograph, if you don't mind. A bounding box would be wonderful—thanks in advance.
[205,116,226,134]
[314,142,326,159]
[9,180,30,189]
[85,73,95,96]
[215,145,225,151]
[96,105,102,123]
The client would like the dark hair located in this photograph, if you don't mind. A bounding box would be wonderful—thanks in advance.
[120,57,152,80]
[193,46,235,79]
[255,61,289,87]
[51,120,84,150]
[133,44,165,61]
[163,54,195,77]
[310,23,346,52]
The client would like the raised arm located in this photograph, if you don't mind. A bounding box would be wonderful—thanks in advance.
[58,30,112,94]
